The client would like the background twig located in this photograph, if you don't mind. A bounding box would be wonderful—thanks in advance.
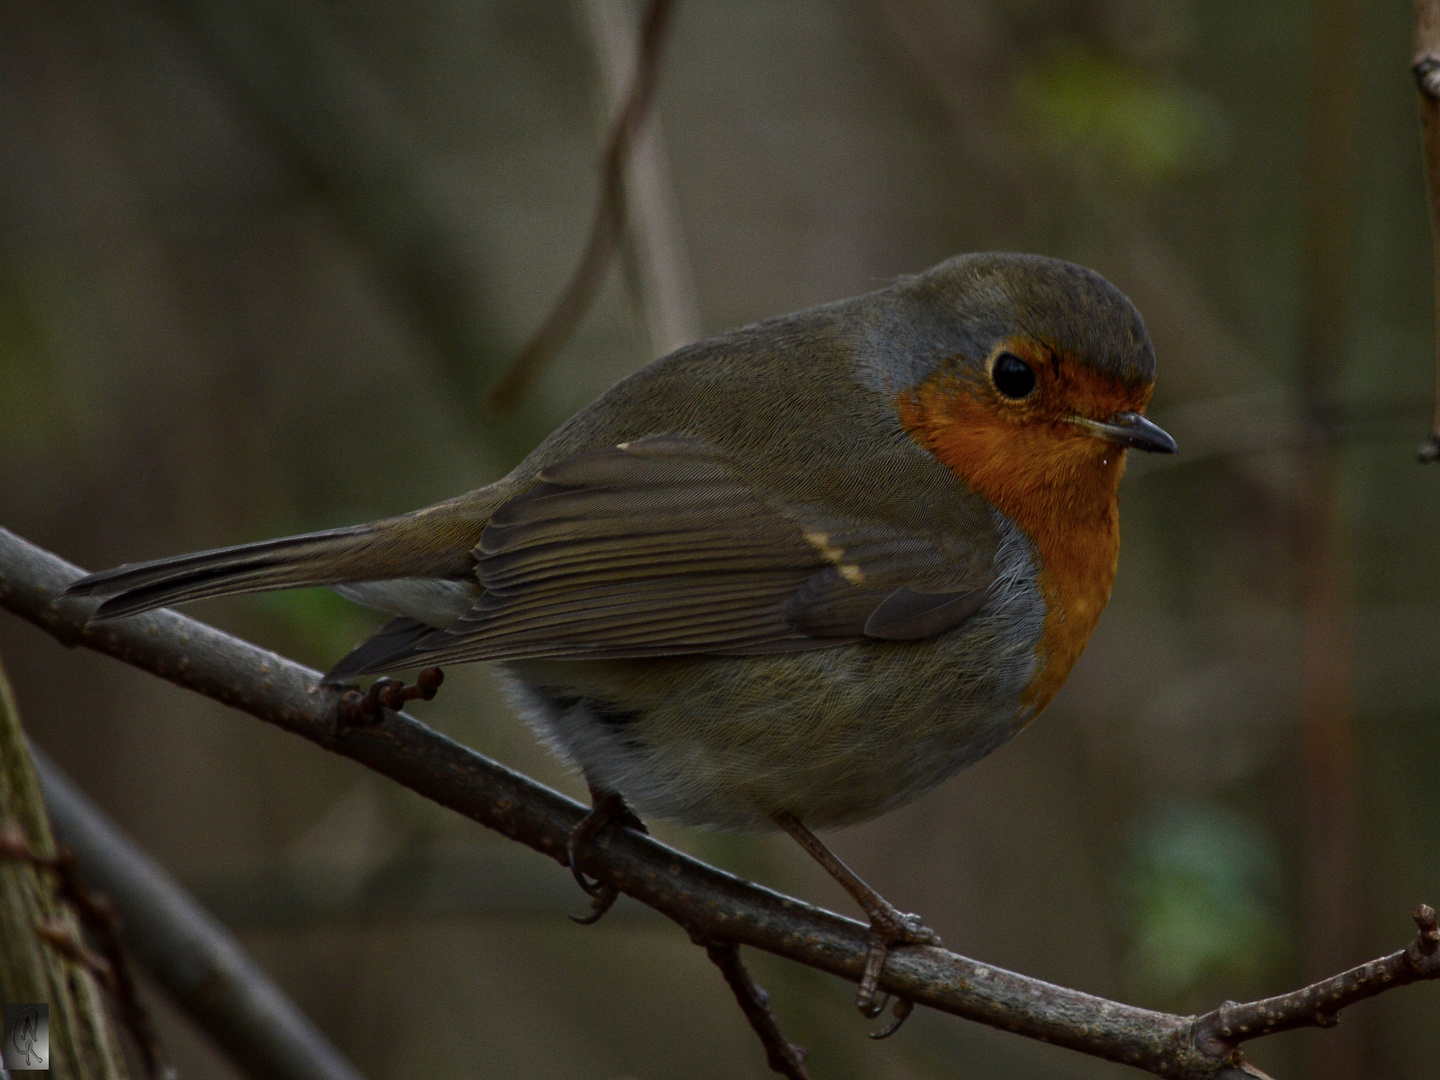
[1295,2,1365,1077]
[578,0,702,361]
[487,0,679,414]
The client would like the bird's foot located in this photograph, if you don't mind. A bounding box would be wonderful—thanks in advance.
[567,788,648,925]
[771,812,935,1038]
[337,666,444,727]
[856,903,940,1036]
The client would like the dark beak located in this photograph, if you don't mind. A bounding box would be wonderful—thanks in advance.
[1068,411,1177,454]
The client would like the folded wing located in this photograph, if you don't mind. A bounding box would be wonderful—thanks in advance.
[339,435,997,673]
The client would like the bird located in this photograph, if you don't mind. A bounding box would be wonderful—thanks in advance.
[66,252,1175,1026]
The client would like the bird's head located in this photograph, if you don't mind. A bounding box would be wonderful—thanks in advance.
[876,253,1175,524]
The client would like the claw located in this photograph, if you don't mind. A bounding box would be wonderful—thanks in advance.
[869,998,914,1040]
[570,883,620,925]
[855,909,941,1017]
[338,666,444,727]
[566,789,647,926]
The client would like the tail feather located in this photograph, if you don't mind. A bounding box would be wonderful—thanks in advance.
[67,512,484,621]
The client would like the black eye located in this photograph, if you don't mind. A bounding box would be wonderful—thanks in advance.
[991,352,1036,399]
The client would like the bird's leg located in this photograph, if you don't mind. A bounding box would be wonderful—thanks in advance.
[567,784,648,925]
[774,812,938,1032]
[337,666,444,726]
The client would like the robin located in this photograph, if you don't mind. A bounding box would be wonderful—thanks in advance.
[67,252,1175,1025]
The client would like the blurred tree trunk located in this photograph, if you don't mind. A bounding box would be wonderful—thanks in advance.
[1296,0,1364,1076]
[0,652,130,1080]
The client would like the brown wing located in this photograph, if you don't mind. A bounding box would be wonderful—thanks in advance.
[363,435,996,669]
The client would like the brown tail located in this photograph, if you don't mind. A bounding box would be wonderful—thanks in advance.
[66,510,485,621]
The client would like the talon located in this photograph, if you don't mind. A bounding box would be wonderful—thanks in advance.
[855,909,941,1017]
[570,883,620,925]
[565,788,647,926]
[567,832,611,899]
[869,997,914,1040]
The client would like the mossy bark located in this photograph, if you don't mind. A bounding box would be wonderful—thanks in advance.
[0,651,129,1080]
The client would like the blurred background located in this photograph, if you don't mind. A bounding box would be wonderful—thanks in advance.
[1,0,1438,1077]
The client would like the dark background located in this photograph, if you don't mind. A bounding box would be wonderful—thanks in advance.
[2,1,1438,1077]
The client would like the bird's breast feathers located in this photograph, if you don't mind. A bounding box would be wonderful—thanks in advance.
[895,369,1128,713]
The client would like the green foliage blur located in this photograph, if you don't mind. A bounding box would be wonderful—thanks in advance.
[1015,46,1224,182]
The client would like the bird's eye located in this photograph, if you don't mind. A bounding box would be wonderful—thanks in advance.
[991,352,1036,399]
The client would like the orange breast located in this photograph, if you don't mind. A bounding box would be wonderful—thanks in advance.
[896,373,1131,714]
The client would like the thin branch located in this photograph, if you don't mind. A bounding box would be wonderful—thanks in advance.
[3,525,1439,1079]
[701,941,810,1080]
[1192,906,1440,1057]
[29,745,368,1080]
[1414,0,1440,459]
[486,0,679,415]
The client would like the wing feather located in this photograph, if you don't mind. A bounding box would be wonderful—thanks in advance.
[341,435,999,673]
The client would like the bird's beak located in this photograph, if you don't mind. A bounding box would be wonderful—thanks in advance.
[1067,411,1177,454]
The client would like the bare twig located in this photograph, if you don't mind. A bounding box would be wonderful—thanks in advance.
[1414,1,1440,460]
[4,526,1440,1079]
[0,824,170,1079]
[701,941,810,1080]
[486,0,679,414]
[1192,905,1440,1056]
[28,746,369,1080]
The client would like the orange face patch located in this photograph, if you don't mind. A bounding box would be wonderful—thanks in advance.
[895,338,1153,714]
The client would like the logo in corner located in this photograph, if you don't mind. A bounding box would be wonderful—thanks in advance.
[3,1003,49,1070]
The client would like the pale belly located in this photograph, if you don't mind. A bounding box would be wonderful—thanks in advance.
[499,580,1045,831]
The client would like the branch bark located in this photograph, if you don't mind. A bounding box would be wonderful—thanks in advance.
[3,525,1439,1080]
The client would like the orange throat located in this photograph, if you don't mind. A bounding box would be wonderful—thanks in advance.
[897,375,1130,715]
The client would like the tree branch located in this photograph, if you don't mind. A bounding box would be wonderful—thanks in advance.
[0,820,170,1079]
[2,525,1438,1079]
